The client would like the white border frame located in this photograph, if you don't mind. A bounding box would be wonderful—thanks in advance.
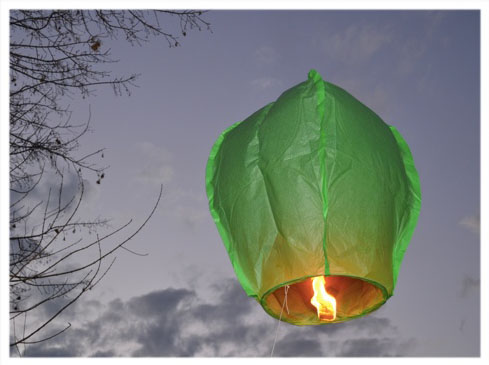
[1,1,486,363]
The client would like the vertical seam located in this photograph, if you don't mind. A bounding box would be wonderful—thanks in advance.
[308,69,329,275]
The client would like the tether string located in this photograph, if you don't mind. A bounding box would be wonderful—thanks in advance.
[270,285,290,357]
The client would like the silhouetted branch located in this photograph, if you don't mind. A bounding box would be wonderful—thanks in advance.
[10,9,210,351]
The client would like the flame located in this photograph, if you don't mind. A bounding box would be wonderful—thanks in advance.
[310,276,336,321]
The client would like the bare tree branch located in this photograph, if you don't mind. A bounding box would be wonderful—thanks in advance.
[10,9,211,352]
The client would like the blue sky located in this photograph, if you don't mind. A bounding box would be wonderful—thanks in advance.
[6,10,480,357]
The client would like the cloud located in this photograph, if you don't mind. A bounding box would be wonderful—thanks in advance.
[459,319,466,333]
[250,77,283,90]
[160,187,209,230]
[459,275,480,298]
[338,337,415,357]
[320,24,393,65]
[397,38,427,75]
[274,336,323,357]
[132,141,174,185]
[396,12,447,76]
[128,288,193,317]
[459,215,480,234]
[130,142,210,229]
[20,278,416,357]
[253,46,279,66]
[172,203,209,230]
[10,168,88,238]
[91,350,116,357]
[22,345,81,357]
[315,12,447,80]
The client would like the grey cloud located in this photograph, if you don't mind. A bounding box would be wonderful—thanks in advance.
[91,350,116,357]
[131,314,198,356]
[172,204,209,231]
[40,296,76,320]
[200,278,254,322]
[274,336,323,357]
[128,288,194,317]
[24,345,81,357]
[131,278,263,356]
[459,215,480,235]
[253,46,279,65]
[250,77,283,90]
[17,168,79,203]
[320,24,392,65]
[10,169,85,237]
[272,313,399,357]
[132,141,174,185]
[459,275,480,298]
[339,338,399,357]
[21,278,415,357]
[459,319,466,333]
[399,12,447,73]
[340,315,395,336]
[160,188,209,231]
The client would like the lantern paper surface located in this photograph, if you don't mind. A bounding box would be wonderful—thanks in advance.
[205,70,421,325]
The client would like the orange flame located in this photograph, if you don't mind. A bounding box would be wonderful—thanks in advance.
[311,276,336,321]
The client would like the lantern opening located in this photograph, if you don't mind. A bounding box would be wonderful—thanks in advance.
[262,275,387,325]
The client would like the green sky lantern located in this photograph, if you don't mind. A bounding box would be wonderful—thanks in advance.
[205,69,421,325]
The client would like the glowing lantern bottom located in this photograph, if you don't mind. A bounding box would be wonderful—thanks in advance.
[263,276,385,325]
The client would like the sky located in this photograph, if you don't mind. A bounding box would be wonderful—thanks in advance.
[5,10,481,357]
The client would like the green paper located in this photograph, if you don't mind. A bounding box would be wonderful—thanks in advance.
[206,70,421,324]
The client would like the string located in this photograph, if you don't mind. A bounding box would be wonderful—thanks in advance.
[270,285,290,357]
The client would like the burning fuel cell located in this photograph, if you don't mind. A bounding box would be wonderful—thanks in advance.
[311,276,336,321]
[206,69,421,325]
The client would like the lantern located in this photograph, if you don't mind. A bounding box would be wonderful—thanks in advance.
[205,70,421,325]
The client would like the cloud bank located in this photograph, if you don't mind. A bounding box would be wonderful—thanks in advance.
[20,278,416,357]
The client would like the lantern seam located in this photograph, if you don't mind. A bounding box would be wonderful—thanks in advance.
[308,69,330,276]
[253,102,289,297]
